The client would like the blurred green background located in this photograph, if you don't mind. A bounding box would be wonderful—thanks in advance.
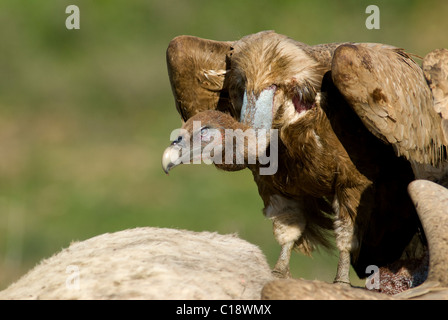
[0,0,447,291]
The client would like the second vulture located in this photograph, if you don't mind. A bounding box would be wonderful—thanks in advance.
[162,31,448,285]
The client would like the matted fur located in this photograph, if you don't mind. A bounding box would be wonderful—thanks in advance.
[0,227,273,300]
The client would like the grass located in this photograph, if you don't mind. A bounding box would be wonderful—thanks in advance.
[1,0,447,291]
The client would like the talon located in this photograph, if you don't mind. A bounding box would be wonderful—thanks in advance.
[334,249,351,287]
[272,241,294,279]
[271,268,291,279]
[333,280,351,286]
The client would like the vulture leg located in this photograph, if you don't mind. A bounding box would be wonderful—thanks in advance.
[264,195,307,279]
[271,235,294,278]
[333,216,354,285]
[334,251,351,285]
[332,190,360,286]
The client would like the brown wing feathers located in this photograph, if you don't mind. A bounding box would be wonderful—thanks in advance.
[166,35,235,121]
[331,43,447,167]
[423,48,448,145]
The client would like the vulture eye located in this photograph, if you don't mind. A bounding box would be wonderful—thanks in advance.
[172,135,183,145]
[200,127,209,137]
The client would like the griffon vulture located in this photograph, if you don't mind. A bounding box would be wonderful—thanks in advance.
[162,31,448,285]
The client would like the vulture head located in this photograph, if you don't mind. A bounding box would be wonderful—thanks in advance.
[162,110,278,175]
[162,111,240,173]
[228,31,326,130]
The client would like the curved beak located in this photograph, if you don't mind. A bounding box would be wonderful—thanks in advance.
[162,145,182,174]
[162,129,205,174]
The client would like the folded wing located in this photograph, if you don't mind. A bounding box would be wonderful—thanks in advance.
[166,35,235,121]
[331,43,447,167]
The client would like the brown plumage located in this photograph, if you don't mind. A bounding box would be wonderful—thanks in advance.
[422,48,448,185]
[166,35,235,121]
[162,31,448,285]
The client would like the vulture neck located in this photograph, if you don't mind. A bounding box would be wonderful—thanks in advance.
[214,119,273,172]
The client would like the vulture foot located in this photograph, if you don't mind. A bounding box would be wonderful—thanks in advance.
[333,250,351,285]
[271,269,292,279]
[333,280,351,286]
[272,241,294,279]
